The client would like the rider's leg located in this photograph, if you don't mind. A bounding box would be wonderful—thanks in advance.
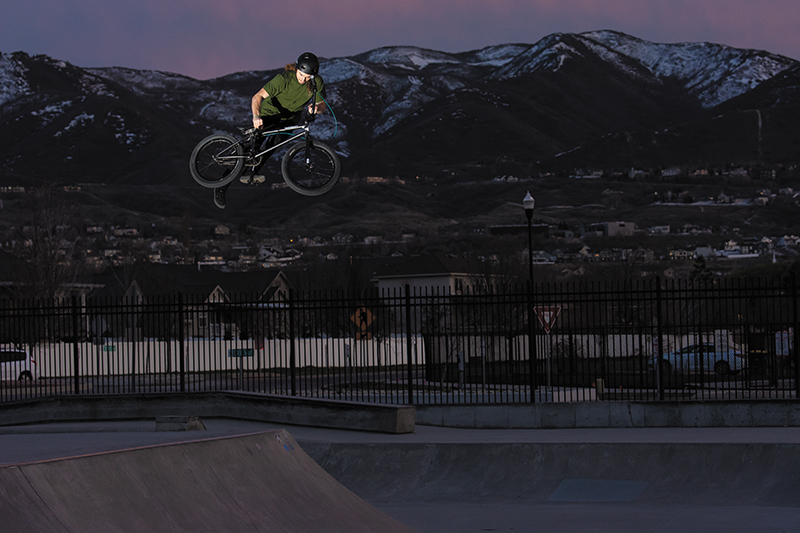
[242,116,294,183]
[216,115,299,206]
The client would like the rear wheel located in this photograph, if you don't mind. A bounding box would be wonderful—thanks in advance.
[281,141,341,196]
[714,360,731,375]
[189,134,244,188]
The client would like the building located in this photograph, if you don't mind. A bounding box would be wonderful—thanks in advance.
[115,264,293,340]
[371,252,492,295]
[581,222,635,238]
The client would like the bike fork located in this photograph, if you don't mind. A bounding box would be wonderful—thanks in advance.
[303,138,314,169]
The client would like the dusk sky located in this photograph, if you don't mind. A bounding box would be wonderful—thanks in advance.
[2,0,800,80]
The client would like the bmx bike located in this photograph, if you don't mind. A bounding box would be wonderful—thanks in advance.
[189,120,341,197]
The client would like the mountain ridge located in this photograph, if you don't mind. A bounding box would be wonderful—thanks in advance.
[1,29,799,186]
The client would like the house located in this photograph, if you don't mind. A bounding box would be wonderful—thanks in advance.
[580,222,635,238]
[661,167,682,178]
[489,224,549,237]
[669,249,693,261]
[213,225,231,236]
[693,245,715,259]
[598,248,625,262]
[94,264,294,340]
[648,225,671,235]
[631,247,655,263]
[371,252,492,295]
[112,227,139,237]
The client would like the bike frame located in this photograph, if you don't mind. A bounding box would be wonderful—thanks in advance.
[217,80,322,165]
[212,123,310,166]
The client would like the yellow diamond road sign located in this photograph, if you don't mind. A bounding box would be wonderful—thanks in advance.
[351,308,374,331]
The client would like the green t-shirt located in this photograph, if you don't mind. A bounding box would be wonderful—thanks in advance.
[258,70,325,118]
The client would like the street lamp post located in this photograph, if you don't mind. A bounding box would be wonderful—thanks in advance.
[522,191,538,401]
[523,191,535,284]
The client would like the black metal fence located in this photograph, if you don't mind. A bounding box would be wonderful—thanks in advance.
[0,276,798,405]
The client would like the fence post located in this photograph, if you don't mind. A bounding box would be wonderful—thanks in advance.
[178,292,185,392]
[71,296,81,395]
[405,285,414,405]
[527,281,537,403]
[289,289,297,396]
[792,274,800,398]
[656,277,664,401]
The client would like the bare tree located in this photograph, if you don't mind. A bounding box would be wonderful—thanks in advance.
[15,185,84,302]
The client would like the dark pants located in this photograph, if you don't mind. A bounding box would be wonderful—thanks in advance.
[249,113,305,176]
[218,112,303,190]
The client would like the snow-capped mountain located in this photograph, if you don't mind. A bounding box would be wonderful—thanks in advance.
[1,30,799,186]
[579,30,793,107]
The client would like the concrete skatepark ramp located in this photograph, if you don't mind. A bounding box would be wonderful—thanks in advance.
[0,430,416,533]
[307,441,800,507]
[295,430,800,532]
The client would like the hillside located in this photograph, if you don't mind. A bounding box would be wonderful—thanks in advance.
[1,30,800,250]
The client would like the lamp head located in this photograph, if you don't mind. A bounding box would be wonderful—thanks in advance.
[523,191,535,212]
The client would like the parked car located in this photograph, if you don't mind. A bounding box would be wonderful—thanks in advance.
[0,349,37,381]
[650,343,745,376]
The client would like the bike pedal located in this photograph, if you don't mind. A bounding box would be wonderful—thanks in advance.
[240,174,267,186]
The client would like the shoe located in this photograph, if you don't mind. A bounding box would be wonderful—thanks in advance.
[214,187,226,209]
[240,174,266,185]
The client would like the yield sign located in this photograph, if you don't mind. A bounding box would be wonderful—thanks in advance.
[534,305,561,333]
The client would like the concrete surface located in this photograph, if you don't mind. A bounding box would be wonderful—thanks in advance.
[3,420,800,532]
[0,428,414,533]
[0,391,415,434]
[4,392,799,435]
[416,398,800,428]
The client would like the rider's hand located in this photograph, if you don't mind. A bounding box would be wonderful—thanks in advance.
[253,116,263,129]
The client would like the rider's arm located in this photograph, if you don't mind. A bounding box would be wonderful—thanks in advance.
[251,89,269,128]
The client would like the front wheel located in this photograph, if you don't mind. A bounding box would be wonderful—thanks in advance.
[189,134,244,188]
[281,141,341,196]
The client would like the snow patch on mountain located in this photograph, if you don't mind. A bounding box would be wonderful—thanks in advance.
[54,112,94,137]
[87,67,204,95]
[323,58,372,84]
[31,100,74,128]
[355,47,459,70]
[0,53,31,107]
[493,34,583,77]
[80,73,118,98]
[463,44,531,67]
[197,90,248,123]
[581,30,794,107]
[105,111,150,149]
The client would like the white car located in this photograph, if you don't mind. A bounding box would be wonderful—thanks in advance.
[0,349,37,381]
[651,343,745,375]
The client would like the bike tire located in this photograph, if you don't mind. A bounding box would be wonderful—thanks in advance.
[189,133,244,188]
[280,141,341,197]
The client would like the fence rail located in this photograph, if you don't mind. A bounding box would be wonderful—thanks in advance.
[1,277,798,405]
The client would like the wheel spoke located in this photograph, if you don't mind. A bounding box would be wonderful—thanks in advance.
[281,141,340,196]
[189,134,244,188]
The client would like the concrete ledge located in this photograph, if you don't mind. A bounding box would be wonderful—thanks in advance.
[155,415,206,432]
[416,400,800,429]
[0,392,416,434]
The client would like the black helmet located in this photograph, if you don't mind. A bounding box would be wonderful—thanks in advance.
[296,52,320,75]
